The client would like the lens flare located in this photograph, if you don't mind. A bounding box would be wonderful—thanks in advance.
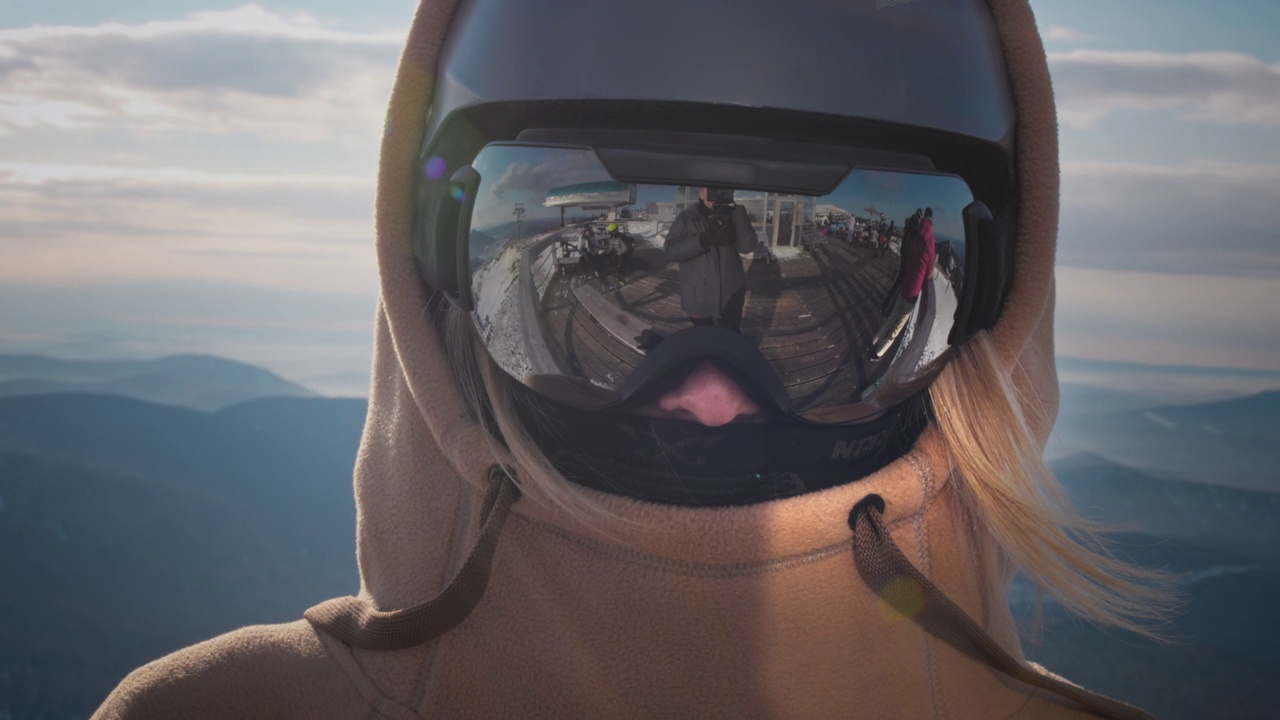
[449,184,467,202]
[876,576,925,623]
[425,156,448,180]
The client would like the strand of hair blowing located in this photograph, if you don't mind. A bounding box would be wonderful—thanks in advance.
[929,332,1178,637]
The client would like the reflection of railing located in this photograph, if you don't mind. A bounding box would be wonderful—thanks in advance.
[519,233,568,376]
[799,228,827,248]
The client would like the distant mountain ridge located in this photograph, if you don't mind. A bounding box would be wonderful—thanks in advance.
[0,390,365,717]
[1,353,1277,718]
[1050,388,1280,494]
[1051,452,1280,559]
[1056,355,1280,380]
[0,354,315,411]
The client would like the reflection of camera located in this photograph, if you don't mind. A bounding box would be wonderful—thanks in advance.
[701,187,737,246]
[706,188,735,207]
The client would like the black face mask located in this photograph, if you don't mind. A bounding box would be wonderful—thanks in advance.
[512,372,931,507]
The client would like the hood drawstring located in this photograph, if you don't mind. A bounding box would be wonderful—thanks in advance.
[307,477,1148,718]
[305,465,521,651]
[848,494,1154,720]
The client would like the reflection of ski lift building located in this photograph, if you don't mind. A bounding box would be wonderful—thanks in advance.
[674,186,818,250]
[544,181,637,227]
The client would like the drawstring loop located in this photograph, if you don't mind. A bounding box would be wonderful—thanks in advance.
[848,494,1154,720]
[305,465,521,651]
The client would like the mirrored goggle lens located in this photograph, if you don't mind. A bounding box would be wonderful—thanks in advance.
[464,144,974,422]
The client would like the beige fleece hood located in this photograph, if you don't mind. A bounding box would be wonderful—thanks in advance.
[354,0,1059,622]
[95,1,1157,718]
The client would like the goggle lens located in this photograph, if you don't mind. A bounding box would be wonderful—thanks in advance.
[463,144,975,422]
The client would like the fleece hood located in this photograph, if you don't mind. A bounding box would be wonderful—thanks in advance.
[92,3,1169,718]
[357,0,1059,612]
[302,0,1098,717]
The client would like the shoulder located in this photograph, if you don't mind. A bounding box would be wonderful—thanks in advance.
[93,620,370,719]
[666,210,699,239]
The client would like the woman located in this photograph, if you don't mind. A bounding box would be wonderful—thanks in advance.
[96,1,1172,717]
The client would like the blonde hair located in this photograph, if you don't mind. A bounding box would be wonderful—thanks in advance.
[930,332,1177,636]
[445,306,1176,634]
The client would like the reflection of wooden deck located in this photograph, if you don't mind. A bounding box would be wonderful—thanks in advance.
[541,241,902,411]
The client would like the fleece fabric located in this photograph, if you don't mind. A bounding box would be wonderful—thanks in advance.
[94,0,1113,717]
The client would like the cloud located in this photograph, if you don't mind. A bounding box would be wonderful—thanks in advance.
[1058,159,1280,277]
[0,5,402,140]
[1049,49,1280,129]
[1043,25,1092,45]
[473,149,609,230]
[1056,266,1280,371]
[0,163,378,293]
[0,279,376,396]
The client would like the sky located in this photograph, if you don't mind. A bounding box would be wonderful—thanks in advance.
[1,0,1277,397]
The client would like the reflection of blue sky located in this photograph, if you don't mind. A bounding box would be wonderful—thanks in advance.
[472,146,682,230]
[472,146,609,229]
[472,146,972,240]
[826,171,972,240]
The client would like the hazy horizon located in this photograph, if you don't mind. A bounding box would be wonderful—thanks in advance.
[2,0,1278,398]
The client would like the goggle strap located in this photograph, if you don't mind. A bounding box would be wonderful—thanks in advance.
[949,200,1013,345]
[413,165,483,310]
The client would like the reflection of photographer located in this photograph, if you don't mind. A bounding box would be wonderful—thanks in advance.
[663,187,758,331]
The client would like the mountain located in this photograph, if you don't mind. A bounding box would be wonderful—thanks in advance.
[1014,453,1280,719]
[1136,390,1280,440]
[0,393,364,719]
[1050,452,1280,560]
[1050,389,1280,494]
[1055,356,1280,382]
[1057,382,1163,416]
[0,354,316,411]
[1054,356,1280,407]
[1016,551,1280,720]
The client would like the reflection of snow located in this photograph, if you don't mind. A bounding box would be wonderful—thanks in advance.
[472,229,562,380]
[624,220,659,238]
[624,222,664,250]
[915,273,956,367]
[531,238,557,299]
[473,244,531,379]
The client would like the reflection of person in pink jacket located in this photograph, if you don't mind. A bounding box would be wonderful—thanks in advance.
[899,207,936,301]
[870,207,936,357]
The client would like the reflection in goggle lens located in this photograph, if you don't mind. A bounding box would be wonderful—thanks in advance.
[467,144,973,422]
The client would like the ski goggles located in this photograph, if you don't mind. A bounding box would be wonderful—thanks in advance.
[416,140,1013,424]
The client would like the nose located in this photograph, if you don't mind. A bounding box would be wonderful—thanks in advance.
[655,362,761,427]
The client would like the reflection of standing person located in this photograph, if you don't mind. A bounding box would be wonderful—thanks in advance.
[870,208,936,356]
[876,220,889,257]
[905,208,936,300]
[882,209,922,317]
[664,188,757,331]
[606,222,632,278]
[579,223,609,279]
